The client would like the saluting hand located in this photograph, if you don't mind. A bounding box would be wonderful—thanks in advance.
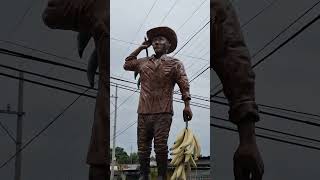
[139,40,151,49]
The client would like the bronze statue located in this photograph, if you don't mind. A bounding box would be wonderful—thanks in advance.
[212,0,264,180]
[41,1,109,180]
[123,26,192,180]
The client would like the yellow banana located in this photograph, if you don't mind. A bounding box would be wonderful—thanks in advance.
[193,138,199,157]
[179,128,194,149]
[193,135,201,158]
[184,141,195,155]
[171,145,185,155]
[176,163,184,178]
[170,155,178,165]
[181,166,186,180]
[173,154,184,166]
[170,151,183,166]
[184,153,192,163]
[170,168,177,180]
[170,129,186,150]
[189,156,197,167]
[179,129,189,148]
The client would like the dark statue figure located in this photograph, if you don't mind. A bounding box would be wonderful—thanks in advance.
[212,0,264,180]
[123,26,193,180]
[41,0,109,179]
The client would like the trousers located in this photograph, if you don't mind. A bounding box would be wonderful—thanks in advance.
[137,113,172,176]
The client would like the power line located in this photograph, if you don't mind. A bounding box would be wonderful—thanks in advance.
[175,16,210,55]
[211,123,320,151]
[111,36,209,62]
[189,65,209,83]
[159,0,181,25]
[0,120,17,144]
[3,69,318,129]
[0,72,96,99]
[0,47,88,73]
[0,40,86,66]
[110,89,138,115]
[114,78,318,124]
[7,0,40,39]
[214,95,320,120]
[0,46,137,85]
[173,20,210,56]
[240,0,279,28]
[123,0,159,58]
[211,12,320,97]
[213,1,320,96]
[113,78,320,126]
[0,61,209,106]
[0,63,98,91]
[0,87,91,169]
[176,0,208,31]
[253,14,320,68]
[3,61,317,127]
[212,115,320,144]
[251,0,320,59]
[176,0,276,84]
[211,99,320,127]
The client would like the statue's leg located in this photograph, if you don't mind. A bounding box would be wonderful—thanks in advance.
[137,114,153,180]
[86,11,109,179]
[153,114,173,180]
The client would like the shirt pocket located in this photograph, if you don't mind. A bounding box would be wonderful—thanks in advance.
[161,63,174,79]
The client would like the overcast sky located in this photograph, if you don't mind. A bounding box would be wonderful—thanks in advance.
[211,0,320,179]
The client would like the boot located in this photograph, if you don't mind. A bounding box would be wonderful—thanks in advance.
[88,165,107,180]
[139,157,151,180]
[156,155,168,180]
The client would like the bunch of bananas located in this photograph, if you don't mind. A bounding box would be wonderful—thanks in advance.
[169,127,201,180]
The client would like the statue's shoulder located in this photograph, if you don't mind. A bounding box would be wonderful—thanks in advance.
[165,56,181,62]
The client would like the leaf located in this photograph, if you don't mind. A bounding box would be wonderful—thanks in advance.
[137,78,141,89]
[77,32,91,58]
[87,49,98,88]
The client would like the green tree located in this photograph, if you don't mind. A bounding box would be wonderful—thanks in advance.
[129,152,139,164]
[110,147,130,164]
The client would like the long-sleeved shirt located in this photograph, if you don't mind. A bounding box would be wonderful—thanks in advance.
[212,0,260,124]
[124,54,191,114]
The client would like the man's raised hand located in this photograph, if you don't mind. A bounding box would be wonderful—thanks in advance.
[140,40,151,49]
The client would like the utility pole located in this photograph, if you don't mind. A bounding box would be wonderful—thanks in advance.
[130,145,133,164]
[0,71,25,180]
[15,71,24,180]
[110,85,118,180]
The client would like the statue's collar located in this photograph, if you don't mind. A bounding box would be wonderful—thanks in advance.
[149,54,172,61]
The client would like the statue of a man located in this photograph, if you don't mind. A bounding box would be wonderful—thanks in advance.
[212,0,264,180]
[41,1,109,180]
[123,26,193,180]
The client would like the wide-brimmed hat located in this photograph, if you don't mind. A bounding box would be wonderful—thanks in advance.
[146,26,177,53]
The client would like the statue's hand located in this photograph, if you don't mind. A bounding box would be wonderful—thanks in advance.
[139,40,151,50]
[233,142,264,180]
[183,106,193,121]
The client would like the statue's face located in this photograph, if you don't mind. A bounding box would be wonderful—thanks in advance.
[152,36,171,55]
